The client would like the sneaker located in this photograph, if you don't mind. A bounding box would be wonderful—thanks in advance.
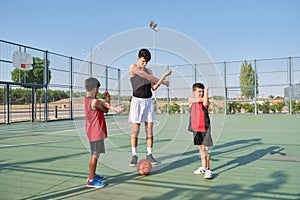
[146,154,158,165]
[94,174,104,181]
[130,155,138,166]
[193,167,206,175]
[86,174,104,181]
[204,169,213,179]
[86,179,106,188]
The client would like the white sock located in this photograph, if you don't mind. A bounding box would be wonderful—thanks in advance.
[147,147,152,155]
[132,147,137,156]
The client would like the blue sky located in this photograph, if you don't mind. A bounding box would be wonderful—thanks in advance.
[1,0,299,63]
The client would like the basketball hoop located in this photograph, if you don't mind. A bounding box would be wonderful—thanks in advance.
[12,51,33,70]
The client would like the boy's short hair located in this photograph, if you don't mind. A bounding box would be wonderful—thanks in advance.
[138,48,151,62]
[192,82,205,91]
[85,77,100,91]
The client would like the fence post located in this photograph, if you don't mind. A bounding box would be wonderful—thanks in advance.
[54,106,58,118]
[224,61,227,115]
[5,84,10,124]
[167,65,170,115]
[31,87,35,122]
[69,56,73,119]
[254,59,258,115]
[118,68,121,106]
[288,57,293,114]
[44,50,49,121]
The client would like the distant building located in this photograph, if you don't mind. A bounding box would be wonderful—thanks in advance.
[284,83,300,100]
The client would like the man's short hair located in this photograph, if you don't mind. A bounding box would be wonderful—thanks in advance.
[85,77,100,91]
[192,82,205,91]
[138,48,151,62]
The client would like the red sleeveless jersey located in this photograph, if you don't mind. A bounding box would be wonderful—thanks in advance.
[84,97,108,141]
[189,102,210,132]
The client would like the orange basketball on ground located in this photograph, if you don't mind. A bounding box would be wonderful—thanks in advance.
[137,159,152,175]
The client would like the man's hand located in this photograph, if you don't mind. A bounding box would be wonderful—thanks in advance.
[165,69,172,76]
[162,80,170,87]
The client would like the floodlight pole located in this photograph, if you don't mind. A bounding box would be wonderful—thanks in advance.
[81,47,102,77]
[149,21,159,102]
[89,46,92,76]
[81,47,92,76]
[149,21,159,66]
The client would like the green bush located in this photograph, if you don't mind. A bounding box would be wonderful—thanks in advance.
[296,101,300,113]
[270,104,277,113]
[235,103,242,113]
[169,102,180,114]
[243,103,254,113]
[260,101,270,114]
[287,100,300,113]
[275,101,285,113]
[0,88,71,105]
[227,102,236,114]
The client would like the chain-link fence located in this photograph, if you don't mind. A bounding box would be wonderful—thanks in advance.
[222,58,300,114]
[0,40,120,124]
[1,39,299,124]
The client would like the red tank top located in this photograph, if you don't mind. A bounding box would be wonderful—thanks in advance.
[189,102,210,132]
[84,97,108,141]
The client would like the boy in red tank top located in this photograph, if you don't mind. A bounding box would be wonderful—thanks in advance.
[84,77,122,188]
[188,83,214,179]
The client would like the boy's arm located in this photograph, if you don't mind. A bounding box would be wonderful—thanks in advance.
[106,104,124,113]
[92,91,110,113]
[203,87,209,107]
[188,87,209,107]
[188,97,204,104]
[103,91,124,113]
[93,99,109,113]
[152,69,172,91]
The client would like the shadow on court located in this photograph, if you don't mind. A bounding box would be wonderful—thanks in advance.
[20,185,93,200]
[213,145,287,175]
[0,152,86,169]
[151,150,199,174]
[209,137,289,181]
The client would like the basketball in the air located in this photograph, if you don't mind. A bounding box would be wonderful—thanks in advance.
[137,159,152,175]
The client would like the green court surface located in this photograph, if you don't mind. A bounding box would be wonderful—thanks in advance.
[0,114,299,200]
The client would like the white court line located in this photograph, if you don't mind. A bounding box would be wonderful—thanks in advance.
[0,128,79,144]
[0,138,79,148]
[3,128,77,138]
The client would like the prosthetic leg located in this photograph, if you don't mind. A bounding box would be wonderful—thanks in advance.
[204,147,213,179]
[205,147,210,169]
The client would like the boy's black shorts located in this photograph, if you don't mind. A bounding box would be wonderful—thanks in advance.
[193,129,213,147]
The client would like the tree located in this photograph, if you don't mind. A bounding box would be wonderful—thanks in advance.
[239,61,258,99]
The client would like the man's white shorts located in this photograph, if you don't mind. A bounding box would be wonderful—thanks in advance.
[128,97,155,123]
